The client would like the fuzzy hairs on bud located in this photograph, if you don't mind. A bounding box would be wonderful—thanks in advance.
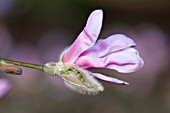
[61,63,104,95]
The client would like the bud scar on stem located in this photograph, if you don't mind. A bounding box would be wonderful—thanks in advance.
[0,63,22,75]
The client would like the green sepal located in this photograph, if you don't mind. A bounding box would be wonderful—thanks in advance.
[62,67,90,88]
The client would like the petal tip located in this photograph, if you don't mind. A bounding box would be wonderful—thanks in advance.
[91,72,130,86]
[122,81,129,85]
[135,56,144,72]
[113,80,129,85]
[93,9,103,13]
[91,9,103,19]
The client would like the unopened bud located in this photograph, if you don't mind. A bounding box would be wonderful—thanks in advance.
[0,63,22,75]
[44,62,104,95]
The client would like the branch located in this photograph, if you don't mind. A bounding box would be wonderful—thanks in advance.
[0,58,44,75]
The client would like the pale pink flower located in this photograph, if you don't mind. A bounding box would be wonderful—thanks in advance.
[61,9,144,85]
[0,79,11,99]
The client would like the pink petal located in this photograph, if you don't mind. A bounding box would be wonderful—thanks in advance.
[90,73,129,85]
[75,48,144,73]
[62,9,103,63]
[79,34,136,57]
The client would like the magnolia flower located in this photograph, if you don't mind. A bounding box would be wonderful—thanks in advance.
[44,9,144,95]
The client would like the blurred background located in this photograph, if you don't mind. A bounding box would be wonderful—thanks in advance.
[0,0,170,113]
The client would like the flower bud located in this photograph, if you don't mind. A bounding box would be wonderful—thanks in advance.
[44,62,104,95]
[0,63,22,75]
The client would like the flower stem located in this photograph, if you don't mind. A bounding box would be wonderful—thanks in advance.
[0,58,44,71]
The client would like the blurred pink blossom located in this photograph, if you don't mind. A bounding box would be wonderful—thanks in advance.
[0,79,11,99]
[61,9,144,85]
